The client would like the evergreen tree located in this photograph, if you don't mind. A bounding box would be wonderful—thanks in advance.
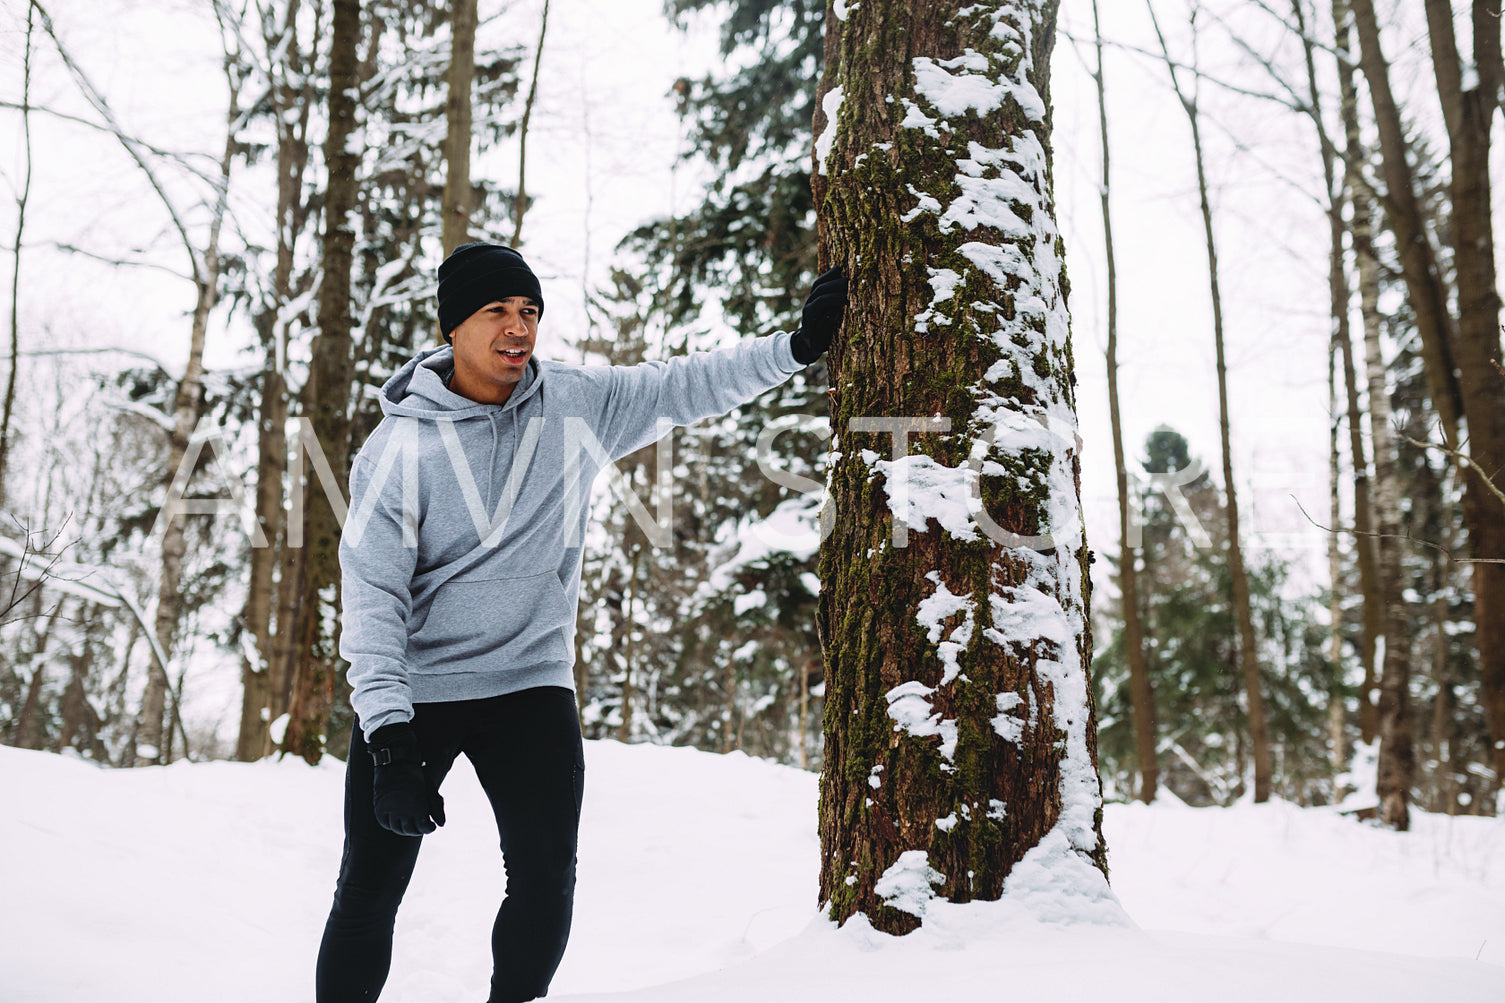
[1095,429,1334,805]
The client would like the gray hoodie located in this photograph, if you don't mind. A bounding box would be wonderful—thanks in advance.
[339,330,804,739]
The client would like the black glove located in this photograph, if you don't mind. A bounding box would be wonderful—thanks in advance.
[790,266,849,365]
[368,722,445,837]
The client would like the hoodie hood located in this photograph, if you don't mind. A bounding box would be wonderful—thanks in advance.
[379,344,542,420]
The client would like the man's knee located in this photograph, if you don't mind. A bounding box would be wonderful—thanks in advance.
[503,841,577,897]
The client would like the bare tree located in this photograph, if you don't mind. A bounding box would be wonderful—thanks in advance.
[511,0,550,246]
[441,0,478,254]
[1092,0,1157,803]
[31,1,247,765]
[236,0,325,762]
[282,0,362,764]
[1420,0,1505,795]
[1146,0,1271,802]
[0,2,36,511]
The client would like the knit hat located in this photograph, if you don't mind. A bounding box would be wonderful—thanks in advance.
[437,242,544,340]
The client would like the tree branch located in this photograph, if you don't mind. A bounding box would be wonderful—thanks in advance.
[1293,496,1505,564]
[30,1,213,284]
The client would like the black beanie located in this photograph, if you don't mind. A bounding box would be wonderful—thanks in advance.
[437,242,545,339]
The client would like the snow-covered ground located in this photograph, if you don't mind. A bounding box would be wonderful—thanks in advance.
[2,740,1502,1002]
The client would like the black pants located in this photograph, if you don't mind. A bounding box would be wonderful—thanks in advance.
[316,686,585,1003]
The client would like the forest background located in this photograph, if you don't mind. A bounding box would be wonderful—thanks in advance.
[0,0,1501,820]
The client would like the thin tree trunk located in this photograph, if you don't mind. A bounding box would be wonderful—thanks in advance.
[798,658,811,770]
[1367,350,1413,829]
[1356,157,1414,831]
[13,594,64,750]
[1349,0,1463,444]
[268,539,304,751]
[236,359,286,762]
[0,2,35,511]
[618,560,637,744]
[441,0,477,255]
[814,0,1105,935]
[139,56,240,766]
[1422,0,1505,792]
[511,0,551,246]
[1327,325,1348,776]
[1335,0,1386,741]
[1296,0,1382,747]
[1094,0,1155,803]
[283,0,362,764]
[1148,1,1271,802]
[56,610,97,753]
[236,1,310,763]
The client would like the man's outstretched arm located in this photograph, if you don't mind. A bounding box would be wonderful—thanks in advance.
[593,268,847,460]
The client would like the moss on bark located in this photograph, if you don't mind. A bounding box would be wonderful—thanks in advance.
[812,0,1104,934]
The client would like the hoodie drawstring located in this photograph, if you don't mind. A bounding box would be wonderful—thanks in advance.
[486,413,500,511]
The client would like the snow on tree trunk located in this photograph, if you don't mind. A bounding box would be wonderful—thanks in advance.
[811,0,1109,935]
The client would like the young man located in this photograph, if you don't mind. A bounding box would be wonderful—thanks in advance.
[315,242,846,1003]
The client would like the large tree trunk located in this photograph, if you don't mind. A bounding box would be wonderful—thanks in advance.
[1422,0,1505,791]
[1147,2,1270,802]
[441,0,477,255]
[283,0,362,765]
[813,0,1106,935]
[1092,0,1155,803]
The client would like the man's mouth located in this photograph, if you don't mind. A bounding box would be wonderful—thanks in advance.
[498,347,527,361]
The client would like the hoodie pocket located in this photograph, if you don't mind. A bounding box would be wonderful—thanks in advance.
[409,570,573,666]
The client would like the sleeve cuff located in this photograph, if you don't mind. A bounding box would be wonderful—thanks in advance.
[772,329,804,373]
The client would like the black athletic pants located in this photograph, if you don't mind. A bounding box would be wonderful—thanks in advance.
[315,686,585,1003]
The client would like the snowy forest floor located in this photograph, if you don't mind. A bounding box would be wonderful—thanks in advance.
[3,741,1503,1002]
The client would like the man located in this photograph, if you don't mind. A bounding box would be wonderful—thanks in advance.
[316,242,846,1003]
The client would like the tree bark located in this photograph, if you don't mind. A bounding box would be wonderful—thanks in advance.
[1093,0,1155,803]
[236,1,313,762]
[1349,0,1463,443]
[283,0,362,764]
[1422,0,1505,791]
[813,0,1106,935]
[56,609,98,754]
[1147,1,1270,802]
[1332,0,1382,741]
[441,0,477,255]
[1297,0,1382,747]
[1326,340,1347,775]
[1329,0,1414,826]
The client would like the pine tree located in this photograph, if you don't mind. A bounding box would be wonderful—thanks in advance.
[1096,429,1334,805]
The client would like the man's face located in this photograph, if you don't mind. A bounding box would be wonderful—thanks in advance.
[448,296,540,405]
